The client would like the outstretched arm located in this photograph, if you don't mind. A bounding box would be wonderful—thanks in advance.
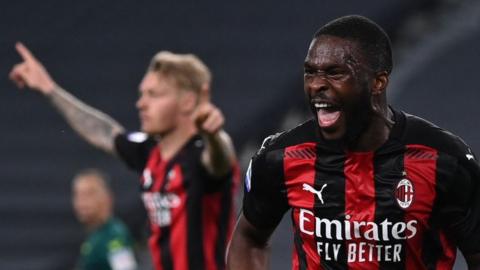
[47,86,125,154]
[226,214,275,270]
[9,42,124,155]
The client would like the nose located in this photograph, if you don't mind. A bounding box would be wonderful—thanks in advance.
[305,73,329,95]
[136,95,145,110]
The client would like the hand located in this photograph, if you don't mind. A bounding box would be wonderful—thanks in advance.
[193,102,225,135]
[9,42,57,95]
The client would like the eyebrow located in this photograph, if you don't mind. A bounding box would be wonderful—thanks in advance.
[304,61,345,71]
[303,60,326,69]
[304,62,314,68]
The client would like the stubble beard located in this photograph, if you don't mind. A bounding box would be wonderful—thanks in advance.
[343,85,374,147]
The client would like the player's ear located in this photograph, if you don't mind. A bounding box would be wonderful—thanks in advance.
[180,90,197,114]
[372,71,389,96]
[198,83,210,104]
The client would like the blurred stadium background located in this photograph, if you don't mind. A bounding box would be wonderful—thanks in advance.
[1,0,479,269]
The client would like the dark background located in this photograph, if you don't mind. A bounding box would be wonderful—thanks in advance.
[1,0,478,269]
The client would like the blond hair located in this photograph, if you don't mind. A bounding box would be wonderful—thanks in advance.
[148,51,211,94]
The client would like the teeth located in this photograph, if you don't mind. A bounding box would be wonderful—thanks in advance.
[314,103,330,109]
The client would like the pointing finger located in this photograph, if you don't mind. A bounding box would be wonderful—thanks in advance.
[15,42,37,62]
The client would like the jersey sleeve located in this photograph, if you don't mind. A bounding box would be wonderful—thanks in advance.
[242,139,290,229]
[114,132,156,173]
[200,156,241,194]
[439,155,480,255]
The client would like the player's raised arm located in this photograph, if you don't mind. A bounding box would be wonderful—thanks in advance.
[226,214,275,270]
[9,42,124,155]
[193,101,235,178]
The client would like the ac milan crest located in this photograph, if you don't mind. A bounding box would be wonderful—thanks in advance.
[395,178,414,209]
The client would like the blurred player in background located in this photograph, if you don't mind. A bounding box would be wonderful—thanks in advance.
[227,15,480,270]
[10,43,238,270]
[72,169,137,270]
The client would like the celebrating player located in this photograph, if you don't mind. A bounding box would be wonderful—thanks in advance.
[227,15,480,270]
[10,44,238,270]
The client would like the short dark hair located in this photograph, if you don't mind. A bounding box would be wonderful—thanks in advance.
[314,15,393,74]
[72,168,113,193]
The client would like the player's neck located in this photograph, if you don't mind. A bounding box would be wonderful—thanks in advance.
[349,107,393,152]
[158,120,197,161]
[85,214,110,232]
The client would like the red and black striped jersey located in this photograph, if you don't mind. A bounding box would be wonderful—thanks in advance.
[243,109,480,270]
[115,133,239,270]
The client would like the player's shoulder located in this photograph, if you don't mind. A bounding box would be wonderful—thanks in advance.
[105,218,132,240]
[246,120,316,191]
[111,218,128,230]
[402,112,474,160]
[256,119,317,155]
[122,131,156,145]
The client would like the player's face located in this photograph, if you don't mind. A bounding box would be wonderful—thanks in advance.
[136,72,182,136]
[304,35,373,141]
[72,176,110,226]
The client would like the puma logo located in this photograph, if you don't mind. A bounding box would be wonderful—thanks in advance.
[302,183,328,204]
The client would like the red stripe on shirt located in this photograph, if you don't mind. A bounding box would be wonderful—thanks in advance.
[149,231,162,270]
[436,231,456,270]
[203,161,239,270]
[168,164,188,270]
[150,147,164,192]
[344,152,378,270]
[203,193,222,270]
[404,145,438,270]
[292,208,320,270]
[284,143,319,270]
[145,147,164,270]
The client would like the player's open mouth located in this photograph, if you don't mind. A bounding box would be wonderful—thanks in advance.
[139,113,148,122]
[314,102,342,128]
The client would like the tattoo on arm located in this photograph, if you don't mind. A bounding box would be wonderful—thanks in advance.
[48,86,125,155]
